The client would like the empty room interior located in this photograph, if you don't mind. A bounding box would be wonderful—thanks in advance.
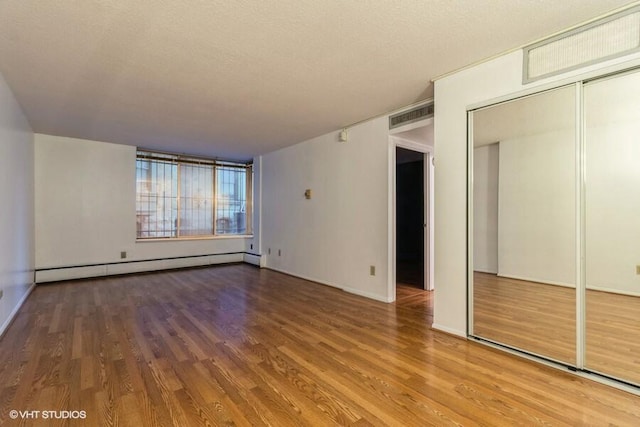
[3,1,640,425]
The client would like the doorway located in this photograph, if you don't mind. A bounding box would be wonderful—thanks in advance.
[389,120,434,302]
[396,147,424,289]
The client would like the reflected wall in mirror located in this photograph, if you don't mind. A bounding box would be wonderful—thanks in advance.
[585,70,640,385]
[471,86,576,364]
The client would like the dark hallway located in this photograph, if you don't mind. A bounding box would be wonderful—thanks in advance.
[396,147,424,289]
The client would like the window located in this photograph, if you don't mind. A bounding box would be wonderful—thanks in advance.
[136,150,251,239]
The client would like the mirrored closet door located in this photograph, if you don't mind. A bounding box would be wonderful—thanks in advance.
[584,70,640,385]
[469,69,640,388]
[470,85,578,365]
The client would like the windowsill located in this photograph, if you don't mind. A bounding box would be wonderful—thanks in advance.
[136,234,253,243]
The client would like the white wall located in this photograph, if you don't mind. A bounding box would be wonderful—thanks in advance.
[35,134,248,281]
[261,117,391,302]
[434,40,640,336]
[473,132,576,287]
[585,71,640,295]
[0,72,34,334]
[434,52,525,336]
[498,131,576,286]
[473,143,498,274]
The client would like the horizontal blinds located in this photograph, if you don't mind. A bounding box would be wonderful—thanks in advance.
[136,149,252,169]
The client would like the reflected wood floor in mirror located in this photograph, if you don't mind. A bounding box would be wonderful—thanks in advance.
[586,290,640,386]
[473,272,576,364]
[475,272,640,387]
[1,265,640,426]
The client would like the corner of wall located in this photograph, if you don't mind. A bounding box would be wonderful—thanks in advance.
[0,70,35,337]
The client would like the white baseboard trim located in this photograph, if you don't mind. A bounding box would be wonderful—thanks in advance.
[0,282,36,338]
[266,266,341,289]
[481,273,640,296]
[243,253,262,267]
[497,273,575,288]
[35,253,246,283]
[342,286,393,303]
[265,267,391,303]
[474,268,498,274]
[432,323,466,338]
[587,285,640,298]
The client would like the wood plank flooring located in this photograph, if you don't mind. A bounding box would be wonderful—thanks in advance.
[1,265,640,426]
[586,289,640,385]
[474,272,640,387]
[473,272,576,364]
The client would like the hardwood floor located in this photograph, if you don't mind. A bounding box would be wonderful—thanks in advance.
[474,272,640,387]
[1,265,640,426]
[396,259,423,289]
[395,284,432,316]
[586,289,640,386]
[473,272,576,364]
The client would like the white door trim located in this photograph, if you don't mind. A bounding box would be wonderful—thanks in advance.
[388,135,433,301]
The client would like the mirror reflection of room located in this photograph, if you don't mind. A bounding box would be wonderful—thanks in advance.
[584,71,640,386]
[471,86,577,365]
[471,72,640,388]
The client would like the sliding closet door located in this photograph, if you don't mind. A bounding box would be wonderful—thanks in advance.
[470,86,577,365]
[584,70,640,385]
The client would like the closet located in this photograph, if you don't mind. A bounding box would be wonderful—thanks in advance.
[468,69,640,387]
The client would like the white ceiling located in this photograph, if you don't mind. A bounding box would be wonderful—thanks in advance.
[0,1,634,161]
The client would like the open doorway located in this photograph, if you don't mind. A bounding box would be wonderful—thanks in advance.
[389,120,434,303]
[396,147,424,289]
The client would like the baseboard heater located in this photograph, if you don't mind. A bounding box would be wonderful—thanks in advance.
[35,252,263,283]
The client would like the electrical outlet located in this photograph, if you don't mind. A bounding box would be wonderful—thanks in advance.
[120,251,127,259]
[268,248,271,254]
[370,265,375,276]
[278,249,281,256]
[636,265,640,275]
[0,290,3,299]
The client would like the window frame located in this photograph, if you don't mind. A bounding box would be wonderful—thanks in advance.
[136,149,253,240]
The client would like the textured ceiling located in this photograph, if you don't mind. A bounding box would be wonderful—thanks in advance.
[0,0,634,160]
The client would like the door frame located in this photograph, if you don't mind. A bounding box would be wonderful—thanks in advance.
[388,127,434,301]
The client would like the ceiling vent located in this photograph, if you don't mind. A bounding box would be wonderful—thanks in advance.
[389,103,434,129]
[523,6,640,83]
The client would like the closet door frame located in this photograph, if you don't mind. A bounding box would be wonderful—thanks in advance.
[466,65,640,395]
